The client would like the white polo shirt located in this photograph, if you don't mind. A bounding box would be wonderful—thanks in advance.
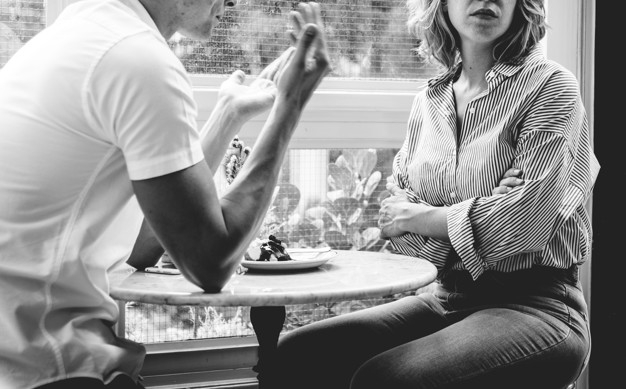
[0,0,204,387]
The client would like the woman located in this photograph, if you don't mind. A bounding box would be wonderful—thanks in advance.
[271,1,598,388]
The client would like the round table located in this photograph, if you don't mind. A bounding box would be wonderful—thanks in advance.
[110,250,437,388]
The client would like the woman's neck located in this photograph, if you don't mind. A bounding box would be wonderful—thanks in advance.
[457,44,495,91]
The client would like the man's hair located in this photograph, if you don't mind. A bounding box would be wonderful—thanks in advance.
[407,0,546,70]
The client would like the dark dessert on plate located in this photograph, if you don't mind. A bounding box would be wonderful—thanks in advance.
[245,235,293,262]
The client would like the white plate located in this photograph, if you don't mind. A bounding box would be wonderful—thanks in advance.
[241,249,337,271]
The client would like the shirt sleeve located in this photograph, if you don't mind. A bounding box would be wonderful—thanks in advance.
[448,68,600,280]
[84,31,204,180]
[388,95,447,263]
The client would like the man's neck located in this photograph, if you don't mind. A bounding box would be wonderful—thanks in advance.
[137,0,178,40]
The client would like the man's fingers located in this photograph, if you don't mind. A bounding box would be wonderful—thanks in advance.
[298,2,314,24]
[292,24,319,69]
[287,30,298,46]
[289,10,305,35]
[227,69,246,85]
[273,48,296,85]
[311,2,322,25]
[258,47,295,82]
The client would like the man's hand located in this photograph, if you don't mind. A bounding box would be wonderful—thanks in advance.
[493,168,524,195]
[217,70,277,124]
[214,2,330,128]
[272,2,331,110]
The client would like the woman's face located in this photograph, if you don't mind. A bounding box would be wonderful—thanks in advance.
[446,0,517,46]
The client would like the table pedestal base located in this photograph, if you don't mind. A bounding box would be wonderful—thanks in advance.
[250,305,286,389]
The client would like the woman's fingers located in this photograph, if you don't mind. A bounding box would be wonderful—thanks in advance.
[502,168,522,179]
[492,169,524,195]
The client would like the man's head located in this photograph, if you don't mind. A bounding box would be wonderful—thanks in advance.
[140,0,237,40]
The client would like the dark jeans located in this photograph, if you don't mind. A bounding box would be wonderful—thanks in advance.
[273,266,590,389]
[35,375,144,389]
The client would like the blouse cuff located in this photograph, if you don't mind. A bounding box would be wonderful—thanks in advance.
[448,198,486,280]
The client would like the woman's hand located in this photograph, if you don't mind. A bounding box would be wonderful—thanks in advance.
[378,183,415,239]
[378,168,525,240]
[493,168,524,195]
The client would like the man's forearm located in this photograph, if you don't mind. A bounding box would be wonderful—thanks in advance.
[219,99,301,246]
[200,99,246,172]
[126,219,165,270]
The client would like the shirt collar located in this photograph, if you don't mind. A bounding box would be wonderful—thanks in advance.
[117,0,166,44]
[426,44,546,89]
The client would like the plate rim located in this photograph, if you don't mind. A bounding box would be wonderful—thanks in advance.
[241,250,337,271]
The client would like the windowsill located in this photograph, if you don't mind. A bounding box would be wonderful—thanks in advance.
[140,337,259,389]
[192,77,427,149]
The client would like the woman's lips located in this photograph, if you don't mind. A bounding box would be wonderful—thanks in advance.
[471,8,497,17]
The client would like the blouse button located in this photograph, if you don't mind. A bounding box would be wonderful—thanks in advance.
[469,107,476,114]
[450,192,457,198]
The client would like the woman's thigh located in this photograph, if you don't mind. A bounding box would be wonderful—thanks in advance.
[272,294,446,389]
[351,304,587,389]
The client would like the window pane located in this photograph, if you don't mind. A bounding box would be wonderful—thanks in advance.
[170,0,439,80]
[0,0,45,67]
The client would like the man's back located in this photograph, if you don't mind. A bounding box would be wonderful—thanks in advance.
[0,1,197,386]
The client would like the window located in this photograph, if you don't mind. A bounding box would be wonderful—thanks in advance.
[115,0,438,348]
[172,0,437,80]
[0,0,45,67]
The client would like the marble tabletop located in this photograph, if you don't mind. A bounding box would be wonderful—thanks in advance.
[109,250,437,307]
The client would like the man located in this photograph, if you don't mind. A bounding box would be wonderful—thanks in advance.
[0,0,329,387]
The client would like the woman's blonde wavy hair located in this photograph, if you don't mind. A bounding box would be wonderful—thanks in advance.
[407,0,547,70]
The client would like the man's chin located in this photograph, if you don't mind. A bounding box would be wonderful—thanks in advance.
[177,29,213,41]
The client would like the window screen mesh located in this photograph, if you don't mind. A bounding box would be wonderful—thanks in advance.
[0,0,45,67]
[1,1,439,79]
[170,0,439,80]
[124,294,437,343]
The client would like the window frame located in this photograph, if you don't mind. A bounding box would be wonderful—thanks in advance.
[46,1,595,388]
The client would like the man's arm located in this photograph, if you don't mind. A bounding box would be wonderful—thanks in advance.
[130,3,330,292]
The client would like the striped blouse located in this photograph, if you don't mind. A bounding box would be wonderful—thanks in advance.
[389,46,600,281]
